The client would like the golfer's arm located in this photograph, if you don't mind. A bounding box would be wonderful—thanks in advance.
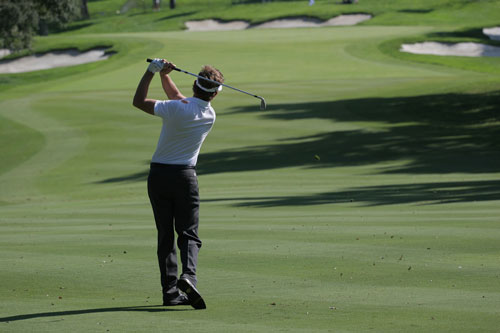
[160,73,186,100]
[133,71,156,115]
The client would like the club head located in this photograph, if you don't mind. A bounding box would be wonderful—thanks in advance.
[259,97,267,110]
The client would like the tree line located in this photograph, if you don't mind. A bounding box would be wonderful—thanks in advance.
[0,1,181,52]
[0,0,89,51]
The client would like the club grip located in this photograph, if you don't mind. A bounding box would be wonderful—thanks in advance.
[146,58,180,71]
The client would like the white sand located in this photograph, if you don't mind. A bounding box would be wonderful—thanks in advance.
[0,48,111,74]
[185,14,372,31]
[483,27,500,41]
[254,15,371,29]
[400,42,500,57]
[322,14,372,26]
[185,20,249,31]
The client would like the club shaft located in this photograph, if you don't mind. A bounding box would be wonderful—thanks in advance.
[146,58,263,99]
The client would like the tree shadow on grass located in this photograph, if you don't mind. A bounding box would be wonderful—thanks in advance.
[209,179,500,207]
[398,9,434,14]
[156,11,196,21]
[97,170,148,183]
[426,27,491,40]
[0,305,191,322]
[196,90,500,175]
[98,91,500,183]
[57,22,94,33]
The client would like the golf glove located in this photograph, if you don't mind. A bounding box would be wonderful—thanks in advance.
[148,58,164,73]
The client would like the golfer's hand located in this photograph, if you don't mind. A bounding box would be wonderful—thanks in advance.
[147,58,164,73]
[160,60,176,75]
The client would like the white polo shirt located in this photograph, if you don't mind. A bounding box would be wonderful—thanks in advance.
[152,97,216,166]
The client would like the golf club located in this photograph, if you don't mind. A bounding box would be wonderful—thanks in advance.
[146,58,266,110]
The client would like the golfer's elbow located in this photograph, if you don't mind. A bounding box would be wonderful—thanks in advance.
[133,93,147,109]
[133,96,155,115]
[132,96,142,109]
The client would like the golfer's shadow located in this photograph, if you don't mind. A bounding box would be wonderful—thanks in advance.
[0,305,192,322]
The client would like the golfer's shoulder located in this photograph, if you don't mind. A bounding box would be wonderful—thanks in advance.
[157,98,189,109]
[166,97,192,109]
[154,99,186,118]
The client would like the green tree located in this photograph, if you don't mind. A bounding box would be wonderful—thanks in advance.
[0,0,79,51]
[0,1,38,51]
[35,0,79,36]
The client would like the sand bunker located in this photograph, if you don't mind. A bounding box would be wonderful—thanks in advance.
[254,14,372,29]
[185,20,249,31]
[185,14,372,31]
[400,42,500,57]
[483,27,500,41]
[0,48,112,74]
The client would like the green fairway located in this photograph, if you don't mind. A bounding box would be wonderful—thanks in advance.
[63,0,500,33]
[1,1,500,332]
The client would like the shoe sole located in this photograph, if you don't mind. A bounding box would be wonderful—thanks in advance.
[178,278,206,310]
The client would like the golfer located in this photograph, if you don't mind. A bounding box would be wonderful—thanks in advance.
[133,58,224,309]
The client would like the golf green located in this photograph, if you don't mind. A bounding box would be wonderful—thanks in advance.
[1,23,499,332]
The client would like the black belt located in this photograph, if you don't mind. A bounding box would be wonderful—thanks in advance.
[150,162,195,170]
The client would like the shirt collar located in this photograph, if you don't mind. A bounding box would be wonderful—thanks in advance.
[191,97,211,108]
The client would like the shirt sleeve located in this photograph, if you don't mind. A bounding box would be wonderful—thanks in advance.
[154,100,179,119]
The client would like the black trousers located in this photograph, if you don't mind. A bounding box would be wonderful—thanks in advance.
[147,163,202,297]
